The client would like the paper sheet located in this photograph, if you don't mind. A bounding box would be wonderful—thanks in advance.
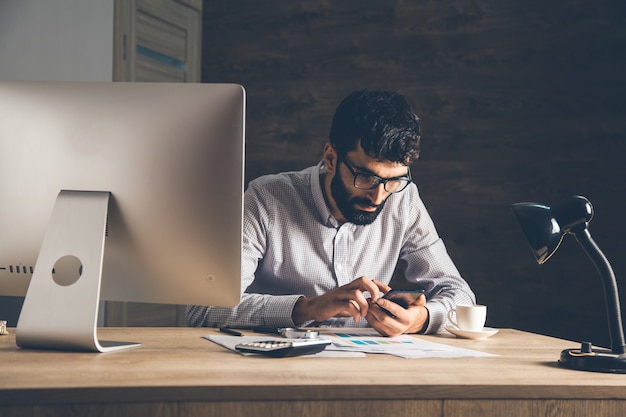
[317,329,496,358]
[205,329,496,359]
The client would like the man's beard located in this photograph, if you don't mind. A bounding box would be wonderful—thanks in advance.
[330,173,387,225]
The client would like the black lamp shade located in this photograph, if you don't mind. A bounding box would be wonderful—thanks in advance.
[511,196,593,264]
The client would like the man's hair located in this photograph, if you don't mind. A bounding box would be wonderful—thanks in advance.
[328,90,421,165]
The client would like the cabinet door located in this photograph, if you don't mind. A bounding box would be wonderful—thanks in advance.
[113,0,202,82]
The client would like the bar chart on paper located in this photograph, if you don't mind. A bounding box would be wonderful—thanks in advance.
[331,332,418,347]
[318,330,497,358]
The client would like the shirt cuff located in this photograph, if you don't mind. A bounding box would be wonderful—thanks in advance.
[261,294,305,328]
[423,301,447,334]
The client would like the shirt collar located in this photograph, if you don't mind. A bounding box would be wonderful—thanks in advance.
[311,160,340,228]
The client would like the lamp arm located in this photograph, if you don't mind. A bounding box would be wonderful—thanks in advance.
[574,228,626,355]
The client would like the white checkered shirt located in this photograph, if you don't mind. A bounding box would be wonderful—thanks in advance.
[186,162,475,333]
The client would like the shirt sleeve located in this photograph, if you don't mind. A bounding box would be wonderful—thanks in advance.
[185,178,304,329]
[397,187,476,333]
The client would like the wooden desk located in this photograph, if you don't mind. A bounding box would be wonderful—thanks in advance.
[2,328,626,417]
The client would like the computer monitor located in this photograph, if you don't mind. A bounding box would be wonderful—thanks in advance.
[0,82,245,351]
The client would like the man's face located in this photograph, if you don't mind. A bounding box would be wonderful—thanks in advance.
[329,147,410,225]
[330,169,386,225]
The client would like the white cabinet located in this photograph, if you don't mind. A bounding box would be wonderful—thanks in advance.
[114,0,202,82]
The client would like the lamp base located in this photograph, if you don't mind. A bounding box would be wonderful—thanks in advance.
[559,344,626,373]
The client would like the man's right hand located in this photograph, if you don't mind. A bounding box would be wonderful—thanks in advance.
[291,277,390,325]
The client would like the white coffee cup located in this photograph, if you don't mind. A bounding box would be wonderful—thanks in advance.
[447,304,487,332]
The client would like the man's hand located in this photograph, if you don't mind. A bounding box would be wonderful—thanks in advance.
[292,277,389,325]
[366,293,429,337]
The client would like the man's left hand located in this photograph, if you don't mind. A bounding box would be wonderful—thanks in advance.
[365,294,428,337]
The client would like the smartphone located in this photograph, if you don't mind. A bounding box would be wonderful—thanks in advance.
[380,289,426,316]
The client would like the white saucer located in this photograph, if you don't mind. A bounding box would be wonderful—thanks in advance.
[446,327,499,340]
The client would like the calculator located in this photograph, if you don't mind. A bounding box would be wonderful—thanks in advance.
[235,338,332,357]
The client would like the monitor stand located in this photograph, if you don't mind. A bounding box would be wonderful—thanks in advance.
[16,190,140,352]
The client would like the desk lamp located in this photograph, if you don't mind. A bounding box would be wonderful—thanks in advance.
[512,195,626,373]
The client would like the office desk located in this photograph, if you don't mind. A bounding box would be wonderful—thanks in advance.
[1,328,626,417]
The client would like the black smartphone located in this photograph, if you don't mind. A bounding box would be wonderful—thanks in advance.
[380,289,426,316]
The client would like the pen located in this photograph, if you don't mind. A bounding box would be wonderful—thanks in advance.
[219,327,243,336]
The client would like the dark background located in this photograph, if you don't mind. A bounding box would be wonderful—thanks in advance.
[201,0,626,348]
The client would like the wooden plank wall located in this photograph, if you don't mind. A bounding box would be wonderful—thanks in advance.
[201,0,626,348]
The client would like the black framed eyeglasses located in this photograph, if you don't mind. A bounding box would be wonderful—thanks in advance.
[337,153,412,193]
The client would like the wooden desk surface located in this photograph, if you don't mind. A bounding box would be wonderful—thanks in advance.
[2,328,626,417]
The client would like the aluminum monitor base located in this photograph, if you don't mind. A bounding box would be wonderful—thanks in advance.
[16,190,140,352]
